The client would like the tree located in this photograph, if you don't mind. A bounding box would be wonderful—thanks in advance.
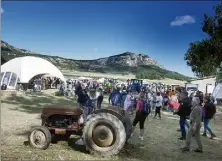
[185,3,222,77]
[216,63,222,82]
[217,72,222,82]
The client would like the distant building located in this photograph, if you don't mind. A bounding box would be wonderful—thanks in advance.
[190,76,216,94]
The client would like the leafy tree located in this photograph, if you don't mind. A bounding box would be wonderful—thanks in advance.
[216,63,222,81]
[135,66,190,80]
[217,72,222,82]
[185,3,222,77]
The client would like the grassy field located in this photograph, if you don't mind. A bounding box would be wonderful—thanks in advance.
[1,90,222,160]
[61,69,136,79]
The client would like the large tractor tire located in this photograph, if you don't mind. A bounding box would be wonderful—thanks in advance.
[94,108,132,142]
[83,113,126,156]
[28,126,51,150]
[121,112,132,142]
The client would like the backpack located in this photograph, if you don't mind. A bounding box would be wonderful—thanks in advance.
[207,103,216,119]
[142,100,151,114]
[212,104,216,116]
[113,93,121,105]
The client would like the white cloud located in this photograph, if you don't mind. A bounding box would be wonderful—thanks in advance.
[93,48,98,52]
[170,15,195,27]
[1,7,4,14]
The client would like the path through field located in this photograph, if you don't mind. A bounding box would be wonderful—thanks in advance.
[1,90,222,161]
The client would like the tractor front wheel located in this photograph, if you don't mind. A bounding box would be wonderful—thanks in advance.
[28,126,51,150]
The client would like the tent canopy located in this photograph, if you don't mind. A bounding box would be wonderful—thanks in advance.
[1,56,65,83]
[78,76,92,80]
[97,78,105,83]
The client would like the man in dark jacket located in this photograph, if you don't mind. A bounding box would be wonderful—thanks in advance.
[97,89,104,109]
[75,82,82,96]
[174,91,192,140]
[202,96,216,139]
[77,89,89,109]
[195,91,204,105]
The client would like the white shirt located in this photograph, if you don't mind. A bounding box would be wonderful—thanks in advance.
[156,95,163,107]
[147,93,152,101]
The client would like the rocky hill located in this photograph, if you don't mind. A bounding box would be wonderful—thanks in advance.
[78,52,160,67]
[1,41,38,54]
[1,40,191,80]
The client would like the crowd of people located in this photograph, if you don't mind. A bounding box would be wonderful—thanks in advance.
[58,78,101,97]
[29,77,62,91]
[72,81,217,153]
[179,93,216,153]
[132,90,217,153]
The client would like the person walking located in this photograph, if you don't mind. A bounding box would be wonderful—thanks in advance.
[202,96,216,139]
[177,120,190,132]
[77,89,89,109]
[87,87,98,114]
[109,89,117,105]
[163,93,169,110]
[181,97,203,153]
[97,89,104,109]
[169,90,175,97]
[37,78,42,91]
[67,81,73,98]
[121,89,128,108]
[109,87,122,107]
[153,92,163,119]
[177,93,190,132]
[124,90,134,115]
[174,91,192,140]
[131,93,149,140]
[151,92,157,110]
[75,82,82,99]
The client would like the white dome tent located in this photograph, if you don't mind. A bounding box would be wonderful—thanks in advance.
[1,56,65,90]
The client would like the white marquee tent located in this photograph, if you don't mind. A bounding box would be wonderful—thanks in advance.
[1,56,65,89]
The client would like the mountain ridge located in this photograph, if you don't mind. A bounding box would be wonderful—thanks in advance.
[1,40,191,81]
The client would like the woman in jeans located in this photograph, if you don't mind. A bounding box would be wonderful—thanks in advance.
[131,93,149,140]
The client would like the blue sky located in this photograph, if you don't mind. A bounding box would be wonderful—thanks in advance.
[1,1,220,77]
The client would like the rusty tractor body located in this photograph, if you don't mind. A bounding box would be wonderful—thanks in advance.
[28,105,132,156]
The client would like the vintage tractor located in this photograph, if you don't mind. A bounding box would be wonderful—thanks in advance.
[28,105,132,156]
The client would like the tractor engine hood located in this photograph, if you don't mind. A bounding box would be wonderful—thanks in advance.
[41,105,83,118]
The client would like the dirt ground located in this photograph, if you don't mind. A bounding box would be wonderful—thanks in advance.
[1,90,222,161]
